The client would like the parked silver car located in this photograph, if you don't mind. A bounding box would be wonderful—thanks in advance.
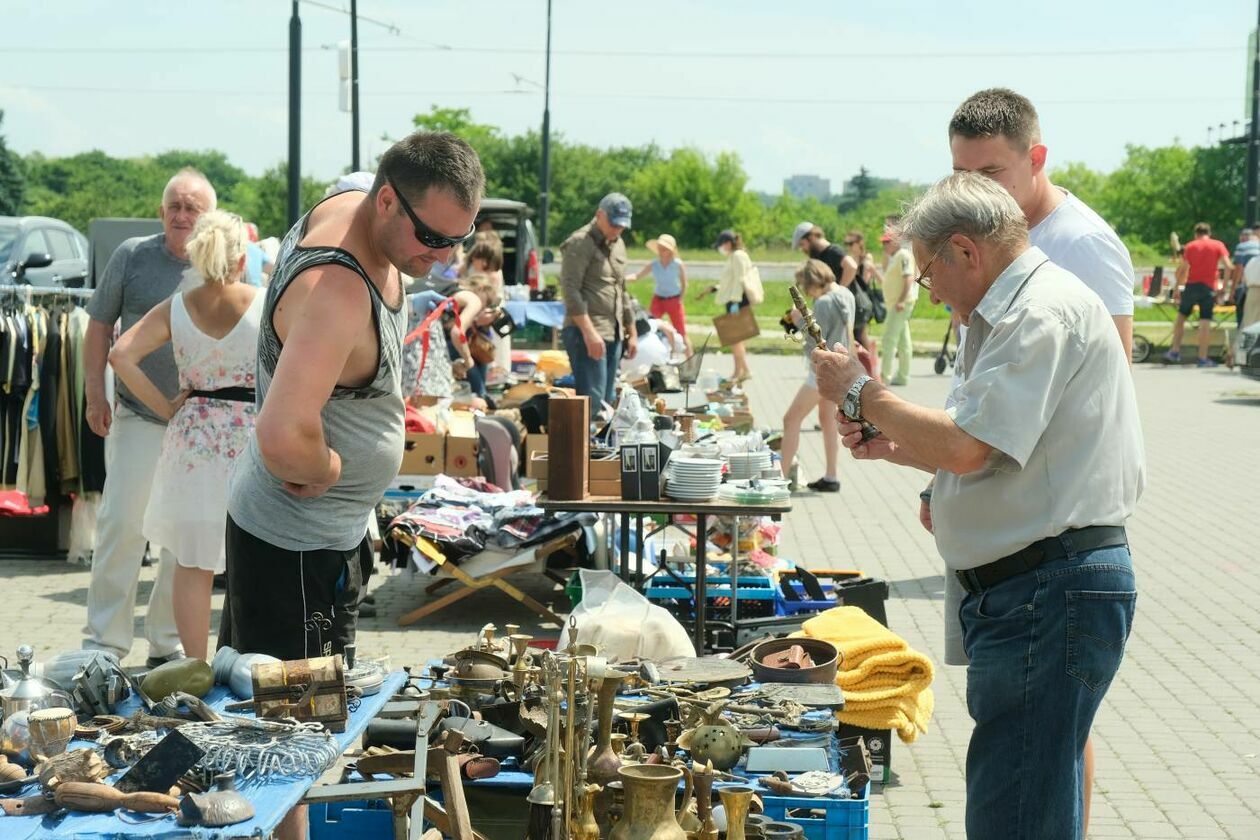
[1238,321,1260,380]
[0,216,90,287]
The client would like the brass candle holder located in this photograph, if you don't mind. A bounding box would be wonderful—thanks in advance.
[789,285,879,441]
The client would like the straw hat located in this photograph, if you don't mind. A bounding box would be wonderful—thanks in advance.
[646,234,678,256]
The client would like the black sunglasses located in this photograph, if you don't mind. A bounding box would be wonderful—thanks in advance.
[385,174,475,249]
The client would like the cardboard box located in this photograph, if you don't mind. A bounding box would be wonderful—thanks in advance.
[589,478,622,496]
[527,451,550,480]
[445,434,480,477]
[526,433,549,460]
[838,722,891,785]
[589,457,621,482]
[400,432,444,476]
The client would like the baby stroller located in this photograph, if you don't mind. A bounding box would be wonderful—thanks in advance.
[933,319,956,375]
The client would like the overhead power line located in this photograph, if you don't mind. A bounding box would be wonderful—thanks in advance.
[0,44,1243,58]
[0,82,1244,106]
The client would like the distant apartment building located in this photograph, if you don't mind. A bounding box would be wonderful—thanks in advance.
[784,174,831,202]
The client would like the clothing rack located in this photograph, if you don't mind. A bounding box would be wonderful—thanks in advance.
[0,284,94,300]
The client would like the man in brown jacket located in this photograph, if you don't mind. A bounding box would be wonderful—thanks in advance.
[559,192,637,406]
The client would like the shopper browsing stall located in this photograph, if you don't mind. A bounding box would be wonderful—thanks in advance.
[633,233,692,355]
[814,172,1143,840]
[779,259,854,493]
[108,211,261,662]
[82,166,216,667]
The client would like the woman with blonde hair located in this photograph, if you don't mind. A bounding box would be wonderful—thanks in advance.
[780,258,854,493]
[109,210,262,660]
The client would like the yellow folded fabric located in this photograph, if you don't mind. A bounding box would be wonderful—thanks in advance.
[793,606,935,743]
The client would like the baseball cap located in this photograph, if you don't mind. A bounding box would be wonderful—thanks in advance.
[792,221,815,249]
[599,193,633,229]
[714,230,738,249]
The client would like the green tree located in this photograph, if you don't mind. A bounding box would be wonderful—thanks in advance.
[1048,161,1108,210]
[0,111,24,216]
[228,162,327,239]
[627,148,756,248]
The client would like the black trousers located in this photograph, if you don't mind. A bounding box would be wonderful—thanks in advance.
[218,515,373,662]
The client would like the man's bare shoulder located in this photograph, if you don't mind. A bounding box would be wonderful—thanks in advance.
[286,262,372,313]
[299,191,365,250]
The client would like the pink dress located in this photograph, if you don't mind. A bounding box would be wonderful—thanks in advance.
[142,291,262,572]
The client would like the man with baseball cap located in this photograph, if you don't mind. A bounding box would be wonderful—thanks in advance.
[793,221,846,287]
[559,192,637,406]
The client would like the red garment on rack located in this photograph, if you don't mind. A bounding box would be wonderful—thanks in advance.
[0,490,50,516]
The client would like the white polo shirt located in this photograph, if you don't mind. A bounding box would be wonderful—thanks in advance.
[932,247,1146,571]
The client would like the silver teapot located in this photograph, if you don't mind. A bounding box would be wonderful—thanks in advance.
[1,645,73,720]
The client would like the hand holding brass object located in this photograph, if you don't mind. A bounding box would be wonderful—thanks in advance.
[789,285,880,442]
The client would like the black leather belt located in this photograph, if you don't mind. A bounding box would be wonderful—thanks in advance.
[187,387,256,403]
[654,294,681,300]
[955,525,1128,595]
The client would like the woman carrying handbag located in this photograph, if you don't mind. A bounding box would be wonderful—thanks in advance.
[701,229,761,383]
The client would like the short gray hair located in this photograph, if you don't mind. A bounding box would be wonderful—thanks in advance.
[898,172,1027,255]
[163,167,217,210]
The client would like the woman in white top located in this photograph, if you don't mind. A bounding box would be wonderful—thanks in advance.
[702,229,755,382]
[109,211,262,661]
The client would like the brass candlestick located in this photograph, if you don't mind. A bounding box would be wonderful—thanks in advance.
[789,285,879,441]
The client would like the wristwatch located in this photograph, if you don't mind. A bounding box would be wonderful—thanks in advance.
[842,374,872,422]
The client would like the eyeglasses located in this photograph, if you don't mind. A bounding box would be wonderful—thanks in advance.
[385,174,475,249]
[914,243,948,291]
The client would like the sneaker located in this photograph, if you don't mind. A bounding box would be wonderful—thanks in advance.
[1162,350,1181,363]
[890,377,909,387]
[806,478,841,493]
[146,653,184,669]
[358,601,378,619]
[1196,358,1219,368]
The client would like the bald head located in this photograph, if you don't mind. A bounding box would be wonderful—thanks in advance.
[160,167,216,259]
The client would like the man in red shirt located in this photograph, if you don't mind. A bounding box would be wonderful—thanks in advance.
[1166,222,1233,366]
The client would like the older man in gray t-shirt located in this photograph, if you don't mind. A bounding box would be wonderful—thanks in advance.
[82,168,214,665]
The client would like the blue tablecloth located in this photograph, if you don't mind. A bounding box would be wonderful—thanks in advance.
[503,300,567,330]
[3,671,407,839]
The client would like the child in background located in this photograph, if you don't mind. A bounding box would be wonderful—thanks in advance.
[463,234,510,382]
[780,259,855,493]
[634,233,692,355]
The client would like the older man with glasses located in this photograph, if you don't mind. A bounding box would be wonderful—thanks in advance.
[812,171,1144,840]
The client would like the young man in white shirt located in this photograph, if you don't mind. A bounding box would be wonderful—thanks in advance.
[941,87,1138,833]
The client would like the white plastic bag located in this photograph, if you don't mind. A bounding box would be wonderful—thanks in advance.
[567,569,694,662]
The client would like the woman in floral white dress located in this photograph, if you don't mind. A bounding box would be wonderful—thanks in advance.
[109,211,261,660]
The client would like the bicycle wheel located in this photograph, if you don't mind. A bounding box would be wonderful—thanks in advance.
[1131,334,1152,364]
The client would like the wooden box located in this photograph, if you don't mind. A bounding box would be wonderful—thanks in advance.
[250,655,349,733]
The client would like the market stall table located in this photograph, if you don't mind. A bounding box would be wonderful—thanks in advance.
[1,671,408,840]
[538,496,792,651]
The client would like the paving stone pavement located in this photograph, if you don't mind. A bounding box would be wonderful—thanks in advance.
[2,353,1258,839]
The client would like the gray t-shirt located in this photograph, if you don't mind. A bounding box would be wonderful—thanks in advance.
[86,234,188,424]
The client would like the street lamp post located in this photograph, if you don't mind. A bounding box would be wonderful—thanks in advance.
[539,0,553,248]
[288,0,302,227]
[1247,1,1260,226]
[351,0,360,171]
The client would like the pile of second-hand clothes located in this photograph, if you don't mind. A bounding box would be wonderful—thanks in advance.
[385,475,596,570]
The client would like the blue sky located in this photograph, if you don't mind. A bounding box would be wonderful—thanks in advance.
[0,0,1253,194]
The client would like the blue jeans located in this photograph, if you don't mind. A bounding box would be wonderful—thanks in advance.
[562,325,621,406]
[960,543,1137,840]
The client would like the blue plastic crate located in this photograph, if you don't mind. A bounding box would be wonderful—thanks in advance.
[759,785,870,840]
[309,800,394,839]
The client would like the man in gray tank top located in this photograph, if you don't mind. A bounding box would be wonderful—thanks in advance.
[220,132,483,675]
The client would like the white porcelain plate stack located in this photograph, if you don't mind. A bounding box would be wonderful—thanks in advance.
[666,457,724,502]
[726,450,773,480]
